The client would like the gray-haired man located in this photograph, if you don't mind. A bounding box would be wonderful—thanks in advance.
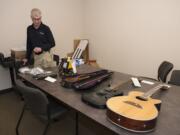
[23,8,56,68]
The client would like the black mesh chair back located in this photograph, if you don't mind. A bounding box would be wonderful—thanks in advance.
[15,80,67,135]
[15,80,49,115]
[138,61,173,83]
[0,52,14,68]
[169,70,180,86]
[158,61,173,82]
[53,54,60,66]
[0,52,4,64]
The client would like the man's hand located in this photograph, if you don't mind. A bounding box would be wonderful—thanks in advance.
[22,58,28,65]
[33,47,42,53]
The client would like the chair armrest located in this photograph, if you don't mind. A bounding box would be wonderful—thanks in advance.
[168,81,180,86]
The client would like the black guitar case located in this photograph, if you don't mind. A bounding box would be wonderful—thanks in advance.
[82,80,136,109]
[60,69,110,88]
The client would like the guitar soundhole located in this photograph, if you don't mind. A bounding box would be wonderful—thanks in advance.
[136,96,148,101]
[124,101,142,109]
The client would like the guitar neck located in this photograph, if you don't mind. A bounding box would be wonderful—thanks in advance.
[109,81,126,90]
[106,80,131,91]
[141,84,164,100]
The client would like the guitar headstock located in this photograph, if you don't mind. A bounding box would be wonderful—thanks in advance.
[160,84,171,90]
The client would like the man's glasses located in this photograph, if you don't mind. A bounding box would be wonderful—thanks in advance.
[32,17,41,21]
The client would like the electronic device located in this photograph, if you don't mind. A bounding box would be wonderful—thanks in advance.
[131,77,141,87]
[33,72,57,80]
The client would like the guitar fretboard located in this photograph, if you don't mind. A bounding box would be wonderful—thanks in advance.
[140,84,164,100]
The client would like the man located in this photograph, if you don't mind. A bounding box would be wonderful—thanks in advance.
[23,8,56,68]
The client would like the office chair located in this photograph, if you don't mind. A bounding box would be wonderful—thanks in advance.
[15,80,67,135]
[53,54,60,66]
[168,70,180,86]
[139,61,173,83]
[0,52,14,68]
[0,52,4,64]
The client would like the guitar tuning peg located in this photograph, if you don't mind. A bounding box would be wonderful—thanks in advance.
[108,80,112,87]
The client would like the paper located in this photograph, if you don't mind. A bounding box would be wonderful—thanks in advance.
[45,76,56,83]
[131,77,141,87]
[30,67,44,75]
[19,67,31,73]
[141,80,154,85]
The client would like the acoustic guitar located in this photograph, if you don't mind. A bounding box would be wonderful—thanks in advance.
[106,84,170,133]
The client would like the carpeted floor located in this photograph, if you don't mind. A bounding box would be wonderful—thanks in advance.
[0,90,117,135]
[0,91,75,135]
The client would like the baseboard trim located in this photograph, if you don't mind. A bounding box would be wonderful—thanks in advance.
[0,88,13,94]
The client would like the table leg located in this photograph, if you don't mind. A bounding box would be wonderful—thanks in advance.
[75,112,79,135]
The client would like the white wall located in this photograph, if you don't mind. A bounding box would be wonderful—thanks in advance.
[84,0,180,78]
[1,0,180,90]
[0,0,84,90]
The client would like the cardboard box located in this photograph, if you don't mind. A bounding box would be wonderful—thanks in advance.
[87,60,99,67]
[74,39,89,62]
[11,48,26,60]
[67,39,89,63]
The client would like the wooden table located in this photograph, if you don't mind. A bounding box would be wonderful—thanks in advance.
[18,67,180,135]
